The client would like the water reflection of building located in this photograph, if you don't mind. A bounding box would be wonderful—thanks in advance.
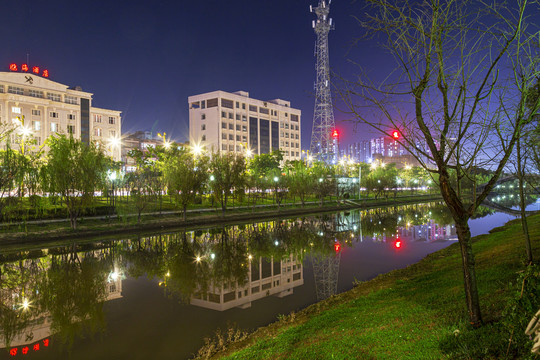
[399,221,457,242]
[0,268,123,352]
[190,255,303,311]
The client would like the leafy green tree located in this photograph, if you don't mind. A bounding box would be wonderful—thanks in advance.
[209,152,246,215]
[163,148,208,220]
[311,162,335,207]
[285,160,313,207]
[43,135,109,229]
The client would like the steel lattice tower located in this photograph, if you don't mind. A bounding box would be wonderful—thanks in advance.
[309,0,336,163]
[311,251,341,301]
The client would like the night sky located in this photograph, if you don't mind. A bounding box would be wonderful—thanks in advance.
[0,0,390,148]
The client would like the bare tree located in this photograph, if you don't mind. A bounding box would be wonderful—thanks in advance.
[337,0,540,326]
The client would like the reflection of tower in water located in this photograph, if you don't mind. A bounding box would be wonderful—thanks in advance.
[311,248,341,301]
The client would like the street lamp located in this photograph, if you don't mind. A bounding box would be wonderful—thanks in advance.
[108,170,117,208]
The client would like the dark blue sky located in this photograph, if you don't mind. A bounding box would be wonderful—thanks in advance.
[0,0,389,147]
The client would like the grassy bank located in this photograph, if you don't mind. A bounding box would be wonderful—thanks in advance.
[201,214,540,360]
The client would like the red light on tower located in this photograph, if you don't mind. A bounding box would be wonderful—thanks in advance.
[332,130,339,138]
[9,63,17,71]
[334,243,341,252]
[392,131,400,140]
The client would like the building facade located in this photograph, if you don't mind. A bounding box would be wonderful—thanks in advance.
[0,71,121,161]
[188,90,301,161]
[340,141,372,163]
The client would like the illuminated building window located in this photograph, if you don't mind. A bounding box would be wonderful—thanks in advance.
[29,89,44,98]
[93,114,102,123]
[50,122,57,133]
[11,107,21,114]
[47,93,61,102]
[242,125,247,132]
[8,86,24,95]
[65,95,78,104]
[0,85,4,93]
[49,112,58,118]
[33,121,41,131]
[31,109,41,116]
[242,115,247,121]
[108,116,116,124]
[68,114,76,120]
[242,136,247,142]
[94,128,102,137]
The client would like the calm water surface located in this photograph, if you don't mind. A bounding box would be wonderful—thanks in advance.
[0,202,531,359]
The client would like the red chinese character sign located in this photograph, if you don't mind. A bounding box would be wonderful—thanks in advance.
[8,63,50,78]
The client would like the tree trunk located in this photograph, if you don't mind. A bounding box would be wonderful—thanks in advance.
[455,217,482,327]
[183,204,187,221]
[516,137,533,264]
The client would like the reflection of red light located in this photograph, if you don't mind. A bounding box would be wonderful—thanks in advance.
[22,64,29,72]
[43,339,49,347]
[32,66,40,74]
[334,243,341,252]
[22,346,29,354]
[42,69,49,78]
[395,241,402,248]
[9,348,17,356]
[9,63,17,71]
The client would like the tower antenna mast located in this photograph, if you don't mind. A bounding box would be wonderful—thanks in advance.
[309,0,336,163]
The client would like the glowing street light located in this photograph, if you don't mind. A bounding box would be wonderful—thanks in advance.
[192,143,203,156]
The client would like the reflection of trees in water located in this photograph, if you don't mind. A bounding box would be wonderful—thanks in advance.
[0,245,115,352]
[0,255,46,349]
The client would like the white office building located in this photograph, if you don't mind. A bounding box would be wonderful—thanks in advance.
[188,90,301,161]
[0,70,121,161]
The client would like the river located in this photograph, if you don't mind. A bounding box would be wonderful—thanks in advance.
[0,200,537,359]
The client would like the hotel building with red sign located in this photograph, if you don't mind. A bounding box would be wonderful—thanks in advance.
[189,90,301,161]
[0,66,122,161]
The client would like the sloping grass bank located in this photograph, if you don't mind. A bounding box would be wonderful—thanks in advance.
[204,214,540,360]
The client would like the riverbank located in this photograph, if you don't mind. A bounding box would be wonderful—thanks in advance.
[201,213,540,360]
[0,194,442,247]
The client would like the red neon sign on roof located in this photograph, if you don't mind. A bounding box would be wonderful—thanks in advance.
[8,63,50,78]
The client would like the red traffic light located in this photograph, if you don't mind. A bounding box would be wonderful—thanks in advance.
[392,131,400,140]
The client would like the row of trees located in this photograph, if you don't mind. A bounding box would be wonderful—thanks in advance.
[0,128,441,228]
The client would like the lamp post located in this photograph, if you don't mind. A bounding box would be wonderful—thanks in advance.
[108,171,117,209]
[273,176,279,208]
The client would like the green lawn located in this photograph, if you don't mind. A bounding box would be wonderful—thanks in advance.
[204,214,540,360]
